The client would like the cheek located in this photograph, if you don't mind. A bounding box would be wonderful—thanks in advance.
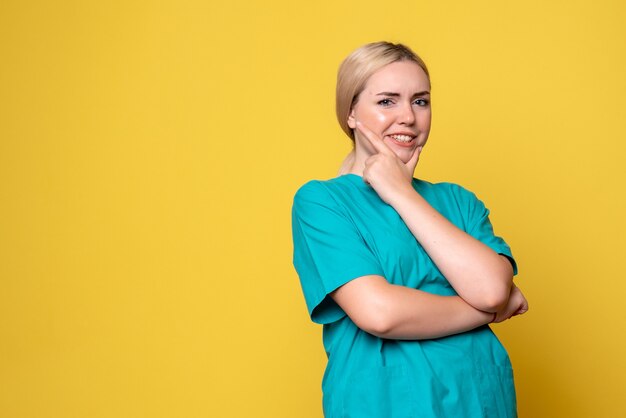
[418,114,432,145]
[418,111,432,128]
[359,108,391,128]
[373,110,388,123]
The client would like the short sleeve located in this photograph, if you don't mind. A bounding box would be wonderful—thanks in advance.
[454,185,518,276]
[291,181,385,324]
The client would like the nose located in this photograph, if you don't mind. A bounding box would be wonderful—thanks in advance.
[398,101,416,125]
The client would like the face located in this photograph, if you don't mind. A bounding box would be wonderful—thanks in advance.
[348,60,431,164]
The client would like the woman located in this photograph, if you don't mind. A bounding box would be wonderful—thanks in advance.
[291,41,528,418]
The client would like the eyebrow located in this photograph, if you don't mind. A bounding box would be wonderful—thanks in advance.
[376,91,430,97]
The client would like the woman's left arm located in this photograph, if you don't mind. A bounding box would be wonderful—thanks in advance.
[355,121,514,312]
[391,189,513,312]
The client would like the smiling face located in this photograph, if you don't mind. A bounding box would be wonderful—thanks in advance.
[347,60,431,165]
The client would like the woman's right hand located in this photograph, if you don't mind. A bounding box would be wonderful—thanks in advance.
[493,283,529,323]
[354,121,422,206]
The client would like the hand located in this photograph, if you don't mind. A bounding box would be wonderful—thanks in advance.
[493,283,529,323]
[355,121,423,205]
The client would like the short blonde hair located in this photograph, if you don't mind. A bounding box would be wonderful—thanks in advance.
[335,42,430,141]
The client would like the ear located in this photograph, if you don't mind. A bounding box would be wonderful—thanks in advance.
[347,108,356,129]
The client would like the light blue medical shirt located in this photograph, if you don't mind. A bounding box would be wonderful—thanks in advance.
[291,174,519,418]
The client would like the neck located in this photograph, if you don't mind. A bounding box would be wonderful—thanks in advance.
[346,162,365,176]
[344,141,374,176]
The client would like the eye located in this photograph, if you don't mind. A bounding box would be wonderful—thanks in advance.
[377,98,394,106]
[413,98,430,106]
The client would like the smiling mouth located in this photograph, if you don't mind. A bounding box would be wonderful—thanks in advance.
[387,134,415,144]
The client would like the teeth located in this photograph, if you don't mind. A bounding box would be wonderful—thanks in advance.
[390,134,414,143]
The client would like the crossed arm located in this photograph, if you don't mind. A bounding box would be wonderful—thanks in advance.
[330,122,528,340]
[330,189,526,340]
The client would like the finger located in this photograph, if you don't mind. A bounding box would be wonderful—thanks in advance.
[513,308,527,316]
[361,170,372,186]
[364,153,383,166]
[355,120,395,156]
[405,145,422,173]
[514,303,529,316]
[520,301,529,314]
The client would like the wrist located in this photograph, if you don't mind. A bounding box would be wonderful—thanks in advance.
[391,184,422,211]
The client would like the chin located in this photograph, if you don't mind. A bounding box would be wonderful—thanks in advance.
[395,149,415,163]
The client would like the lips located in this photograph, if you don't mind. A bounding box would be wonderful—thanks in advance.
[389,134,414,143]
[386,133,417,147]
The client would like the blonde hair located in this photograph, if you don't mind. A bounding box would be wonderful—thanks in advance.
[336,42,430,175]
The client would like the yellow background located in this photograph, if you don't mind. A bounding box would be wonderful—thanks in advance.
[1,1,625,417]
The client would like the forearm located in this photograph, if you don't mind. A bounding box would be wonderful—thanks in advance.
[331,275,493,340]
[391,190,513,312]
[375,284,494,340]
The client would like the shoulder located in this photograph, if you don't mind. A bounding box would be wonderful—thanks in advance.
[293,175,355,205]
[293,179,332,206]
[415,178,480,203]
[292,177,349,219]
[415,179,489,230]
[294,179,326,198]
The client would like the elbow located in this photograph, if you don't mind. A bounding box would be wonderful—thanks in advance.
[471,258,514,312]
[332,276,399,337]
[475,279,512,312]
[362,314,394,338]
[353,300,396,338]
[479,291,509,312]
